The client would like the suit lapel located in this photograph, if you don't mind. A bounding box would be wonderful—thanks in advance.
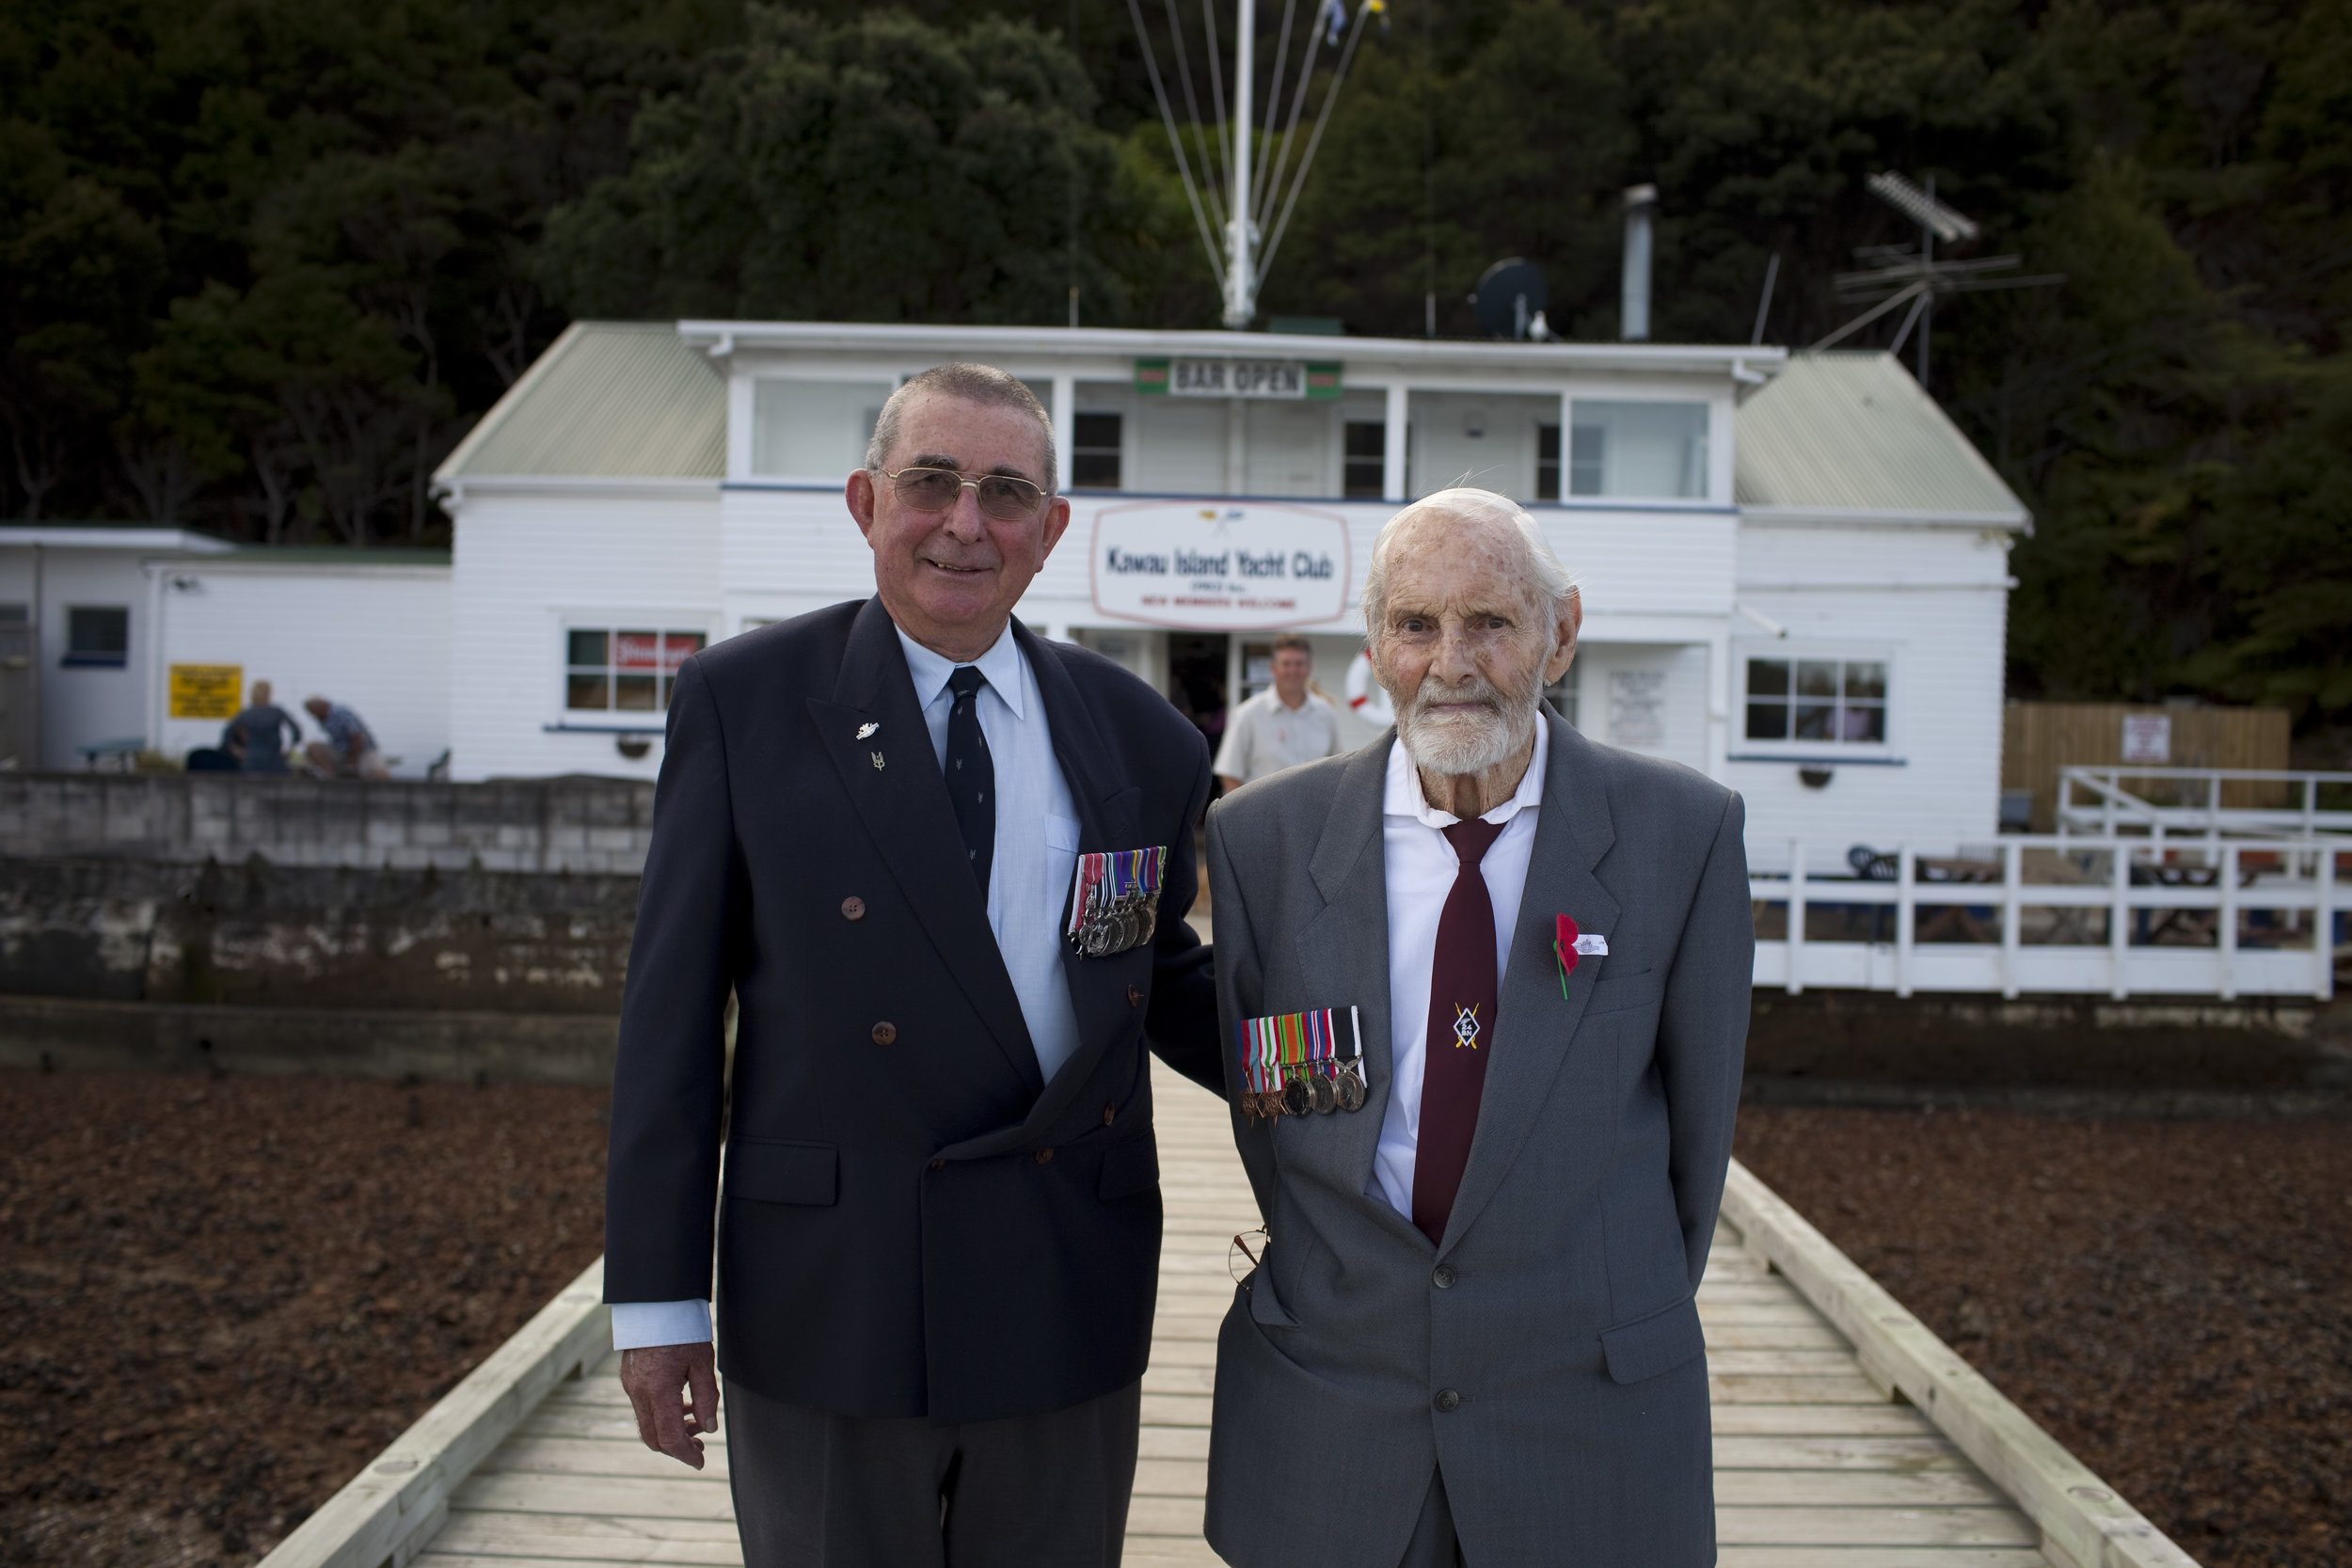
[1279,737,1414,1233]
[1019,623,1147,1129]
[1438,713,1619,1253]
[806,598,1043,1100]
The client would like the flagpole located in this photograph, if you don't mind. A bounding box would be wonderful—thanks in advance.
[1223,0,1257,328]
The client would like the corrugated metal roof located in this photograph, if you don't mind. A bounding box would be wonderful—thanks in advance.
[437,322,724,481]
[1735,351,2026,521]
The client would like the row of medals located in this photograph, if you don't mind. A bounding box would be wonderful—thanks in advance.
[1247,1057,1369,1119]
[1074,891,1156,958]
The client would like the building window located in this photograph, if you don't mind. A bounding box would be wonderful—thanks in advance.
[1343,421,1386,498]
[64,606,129,668]
[750,379,892,477]
[1536,424,1561,501]
[1568,401,1708,499]
[565,629,707,713]
[1744,658,1886,744]
[1072,413,1122,489]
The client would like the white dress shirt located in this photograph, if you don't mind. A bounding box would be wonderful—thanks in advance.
[1370,720,1549,1222]
[612,620,1085,1352]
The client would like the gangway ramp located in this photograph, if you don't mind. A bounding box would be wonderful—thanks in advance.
[263,1060,2199,1568]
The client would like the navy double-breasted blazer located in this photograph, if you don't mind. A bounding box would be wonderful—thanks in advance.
[603,596,1223,1423]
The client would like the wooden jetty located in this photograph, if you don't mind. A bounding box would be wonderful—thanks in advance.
[264,1061,2198,1568]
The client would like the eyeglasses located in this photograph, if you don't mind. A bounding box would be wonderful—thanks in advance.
[876,465,1050,521]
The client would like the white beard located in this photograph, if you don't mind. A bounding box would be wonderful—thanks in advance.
[1391,670,1541,779]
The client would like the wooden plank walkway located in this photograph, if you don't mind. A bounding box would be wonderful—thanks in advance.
[410,1060,2056,1567]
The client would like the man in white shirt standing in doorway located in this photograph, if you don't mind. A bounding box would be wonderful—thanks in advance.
[1214,632,1343,794]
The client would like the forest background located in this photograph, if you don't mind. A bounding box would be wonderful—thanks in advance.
[2,0,2346,730]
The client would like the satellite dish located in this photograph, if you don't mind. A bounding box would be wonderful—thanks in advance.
[1471,259,1549,341]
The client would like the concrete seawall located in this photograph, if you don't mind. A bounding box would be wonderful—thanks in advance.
[0,855,636,1013]
[0,771,655,873]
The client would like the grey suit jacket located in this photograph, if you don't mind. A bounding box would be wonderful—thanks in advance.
[1202,713,1751,1568]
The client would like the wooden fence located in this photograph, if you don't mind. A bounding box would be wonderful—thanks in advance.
[2003,703,2291,832]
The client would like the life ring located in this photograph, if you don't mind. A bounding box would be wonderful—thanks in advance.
[1343,646,1393,726]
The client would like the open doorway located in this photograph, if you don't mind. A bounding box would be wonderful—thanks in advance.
[1166,632,1230,783]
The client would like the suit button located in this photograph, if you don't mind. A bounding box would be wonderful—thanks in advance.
[870,1022,897,1045]
[1127,985,1142,1006]
[1103,1103,1117,1126]
[1434,1388,1461,1413]
[841,895,866,921]
[1034,1147,1055,1164]
[1433,1265,1456,1290]
[928,1158,946,1171]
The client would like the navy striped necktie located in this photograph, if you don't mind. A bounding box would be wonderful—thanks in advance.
[945,666,993,898]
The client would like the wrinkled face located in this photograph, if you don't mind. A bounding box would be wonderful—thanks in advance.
[848,390,1071,656]
[1271,646,1311,702]
[1370,512,1579,777]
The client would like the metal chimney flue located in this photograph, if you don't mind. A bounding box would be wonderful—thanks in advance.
[1621,183,1658,342]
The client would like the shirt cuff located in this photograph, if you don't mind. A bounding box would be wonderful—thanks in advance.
[610,1298,712,1350]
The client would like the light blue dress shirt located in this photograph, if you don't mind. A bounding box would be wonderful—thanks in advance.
[612,620,1086,1352]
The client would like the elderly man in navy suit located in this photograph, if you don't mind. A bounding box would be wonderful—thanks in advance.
[604,363,1224,1568]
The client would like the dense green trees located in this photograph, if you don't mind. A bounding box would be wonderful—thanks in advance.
[0,0,2344,723]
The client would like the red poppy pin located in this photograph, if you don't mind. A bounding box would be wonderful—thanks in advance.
[1554,914,1608,997]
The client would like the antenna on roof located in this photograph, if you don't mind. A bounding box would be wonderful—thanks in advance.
[1811,171,2063,386]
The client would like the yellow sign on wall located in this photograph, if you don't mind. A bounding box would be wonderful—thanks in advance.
[168,664,244,720]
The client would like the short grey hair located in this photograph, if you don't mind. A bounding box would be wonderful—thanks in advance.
[1361,487,1579,632]
[865,363,1057,494]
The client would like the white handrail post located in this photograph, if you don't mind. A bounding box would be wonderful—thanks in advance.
[2319,845,2338,1003]
[2108,840,2131,1001]
[1895,843,1915,999]
[2207,770,2221,852]
[1786,840,1806,995]
[2000,839,2022,1000]
[2217,843,2238,1002]
[2305,776,2319,841]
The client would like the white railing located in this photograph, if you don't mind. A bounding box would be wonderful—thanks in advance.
[2056,766,2352,845]
[1752,836,2344,1001]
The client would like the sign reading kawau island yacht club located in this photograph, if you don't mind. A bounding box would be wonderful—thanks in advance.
[1090,501,1350,628]
[1134,357,1343,399]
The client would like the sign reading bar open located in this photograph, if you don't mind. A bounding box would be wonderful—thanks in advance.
[1089,501,1350,629]
[1134,358,1341,400]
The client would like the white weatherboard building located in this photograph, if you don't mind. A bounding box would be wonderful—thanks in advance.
[432,322,2029,865]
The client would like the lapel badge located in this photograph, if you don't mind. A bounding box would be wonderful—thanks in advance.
[856,721,879,739]
[870,751,885,770]
[1553,914,1608,996]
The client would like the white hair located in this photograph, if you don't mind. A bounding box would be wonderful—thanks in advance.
[1360,487,1579,633]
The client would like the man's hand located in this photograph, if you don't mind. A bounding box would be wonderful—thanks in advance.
[620,1342,720,1469]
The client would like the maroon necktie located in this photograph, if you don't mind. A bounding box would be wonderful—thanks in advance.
[1412,817,1505,1245]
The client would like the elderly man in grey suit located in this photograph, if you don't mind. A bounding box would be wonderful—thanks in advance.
[1201,487,1753,1567]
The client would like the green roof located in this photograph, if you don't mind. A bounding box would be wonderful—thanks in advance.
[437,322,725,481]
[1735,352,2026,523]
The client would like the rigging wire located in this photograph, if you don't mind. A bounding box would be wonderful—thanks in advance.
[1257,3,1327,234]
[1254,0,1299,231]
[1126,0,1225,288]
[1200,0,1235,217]
[1258,1,1372,287]
[1158,0,1228,236]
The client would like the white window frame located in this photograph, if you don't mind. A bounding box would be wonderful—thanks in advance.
[553,610,719,731]
[1732,643,1897,760]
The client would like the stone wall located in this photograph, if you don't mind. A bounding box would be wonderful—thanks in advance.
[0,855,636,1013]
[0,771,655,874]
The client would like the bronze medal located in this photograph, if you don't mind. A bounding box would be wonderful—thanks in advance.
[1310,1072,1337,1114]
[1335,1060,1367,1112]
